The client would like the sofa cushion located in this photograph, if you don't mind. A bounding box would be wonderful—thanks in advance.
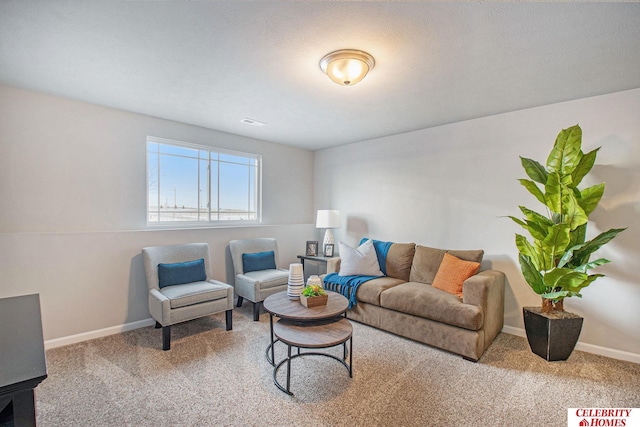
[380,282,484,331]
[385,243,416,282]
[409,245,484,284]
[447,249,484,264]
[338,240,384,276]
[355,276,406,306]
[409,246,445,284]
[432,253,481,298]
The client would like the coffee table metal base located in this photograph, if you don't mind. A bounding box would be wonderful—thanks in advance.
[272,318,353,395]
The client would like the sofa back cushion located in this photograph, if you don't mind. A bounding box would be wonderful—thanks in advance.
[409,245,484,284]
[432,253,481,298]
[385,243,416,281]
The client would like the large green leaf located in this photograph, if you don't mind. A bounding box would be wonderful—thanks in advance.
[520,156,548,184]
[579,183,605,216]
[543,267,584,289]
[546,125,583,176]
[569,223,588,248]
[572,147,600,187]
[541,223,570,268]
[519,206,553,227]
[518,206,553,241]
[545,171,562,213]
[508,216,527,229]
[570,228,626,267]
[516,234,543,270]
[557,243,581,268]
[519,179,546,205]
[564,274,605,293]
[573,258,610,273]
[561,185,588,230]
[519,254,546,294]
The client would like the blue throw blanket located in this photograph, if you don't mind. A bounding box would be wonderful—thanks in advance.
[324,239,392,308]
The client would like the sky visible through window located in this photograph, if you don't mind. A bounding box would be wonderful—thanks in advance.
[147,139,259,222]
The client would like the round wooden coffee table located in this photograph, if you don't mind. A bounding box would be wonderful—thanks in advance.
[262,291,352,395]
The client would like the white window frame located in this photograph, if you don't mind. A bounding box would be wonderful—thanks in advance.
[146,136,262,226]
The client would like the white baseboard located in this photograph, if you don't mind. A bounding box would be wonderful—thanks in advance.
[44,318,155,350]
[43,319,640,364]
[501,325,640,364]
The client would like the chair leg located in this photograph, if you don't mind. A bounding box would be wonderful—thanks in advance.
[253,301,261,321]
[225,309,233,331]
[162,325,171,351]
[236,296,244,307]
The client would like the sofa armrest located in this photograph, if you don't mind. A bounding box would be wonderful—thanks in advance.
[462,270,505,346]
[326,258,341,274]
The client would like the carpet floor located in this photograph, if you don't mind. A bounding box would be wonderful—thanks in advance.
[36,303,640,427]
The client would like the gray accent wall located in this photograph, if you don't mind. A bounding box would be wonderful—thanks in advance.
[0,85,315,343]
[314,88,640,361]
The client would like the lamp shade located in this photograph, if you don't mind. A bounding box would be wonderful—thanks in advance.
[316,210,341,229]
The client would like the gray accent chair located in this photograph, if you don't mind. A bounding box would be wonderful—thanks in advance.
[142,243,233,350]
[229,238,289,321]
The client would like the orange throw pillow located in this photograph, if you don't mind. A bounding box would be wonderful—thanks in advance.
[432,253,480,298]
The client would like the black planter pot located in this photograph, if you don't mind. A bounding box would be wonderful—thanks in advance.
[523,307,583,361]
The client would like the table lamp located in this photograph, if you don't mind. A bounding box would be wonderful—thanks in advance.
[316,210,341,251]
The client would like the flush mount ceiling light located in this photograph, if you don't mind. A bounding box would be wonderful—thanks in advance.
[319,49,375,86]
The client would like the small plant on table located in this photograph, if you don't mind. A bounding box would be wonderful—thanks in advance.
[300,284,328,307]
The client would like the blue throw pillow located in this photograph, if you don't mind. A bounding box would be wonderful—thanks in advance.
[242,251,276,273]
[157,258,206,288]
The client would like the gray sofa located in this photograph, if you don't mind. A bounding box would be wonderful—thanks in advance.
[325,242,505,361]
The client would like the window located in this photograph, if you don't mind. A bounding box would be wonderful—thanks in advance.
[147,137,261,224]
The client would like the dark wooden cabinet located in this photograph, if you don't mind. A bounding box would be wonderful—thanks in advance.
[0,294,47,427]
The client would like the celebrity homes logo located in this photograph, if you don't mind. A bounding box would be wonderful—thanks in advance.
[568,408,639,426]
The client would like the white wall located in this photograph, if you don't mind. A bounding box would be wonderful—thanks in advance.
[0,85,316,344]
[314,88,640,362]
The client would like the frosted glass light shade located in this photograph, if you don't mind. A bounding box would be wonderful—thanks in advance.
[319,50,375,86]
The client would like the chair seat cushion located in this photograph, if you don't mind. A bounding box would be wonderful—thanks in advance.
[161,280,231,309]
[240,269,289,290]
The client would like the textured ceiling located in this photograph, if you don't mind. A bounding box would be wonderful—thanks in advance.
[1,1,639,150]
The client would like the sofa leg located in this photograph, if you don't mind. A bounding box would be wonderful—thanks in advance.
[462,356,478,363]
[253,302,261,321]
[155,321,162,329]
[236,296,244,307]
[162,325,171,351]
[225,309,233,331]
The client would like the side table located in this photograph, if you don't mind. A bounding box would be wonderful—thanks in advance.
[0,294,48,427]
[296,255,340,280]
[262,291,352,395]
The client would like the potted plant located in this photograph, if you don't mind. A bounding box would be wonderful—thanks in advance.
[510,124,625,361]
[300,283,328,308]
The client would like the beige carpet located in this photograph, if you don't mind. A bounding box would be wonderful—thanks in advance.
[37,303,640,427]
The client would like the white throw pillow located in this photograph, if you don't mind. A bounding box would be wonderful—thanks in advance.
[338,239,384,277]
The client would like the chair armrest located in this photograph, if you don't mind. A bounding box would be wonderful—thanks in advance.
[149,288,171,325]
[208,279,235,307]
[462,270,505,345]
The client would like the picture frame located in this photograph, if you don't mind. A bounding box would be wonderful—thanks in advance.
[323,243,334,257]
[306,241,318,256]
